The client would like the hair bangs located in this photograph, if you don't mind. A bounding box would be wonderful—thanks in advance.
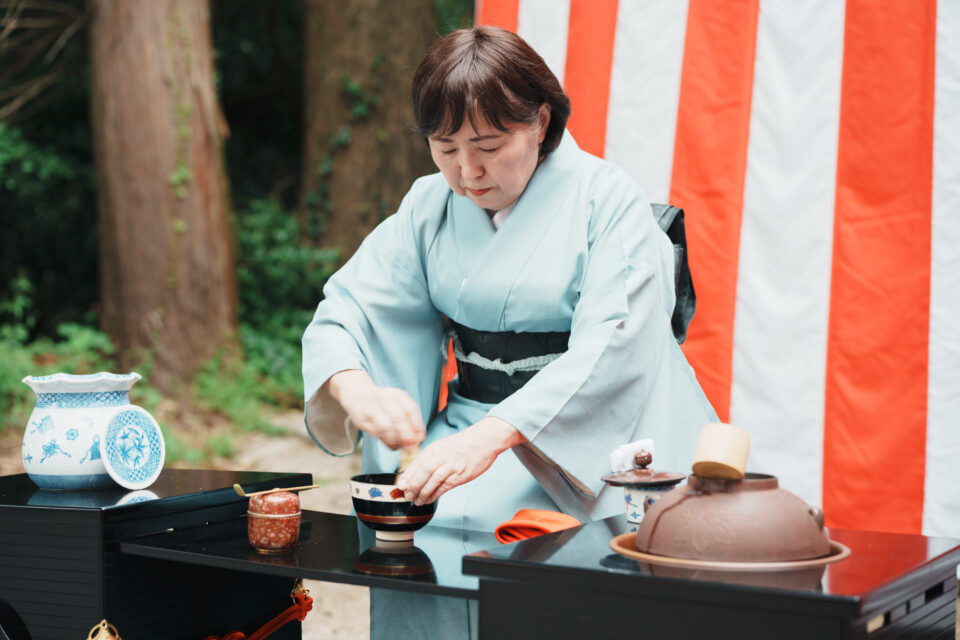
[416,42,540,138]
[413,27,571,155]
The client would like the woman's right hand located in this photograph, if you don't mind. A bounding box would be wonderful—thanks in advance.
[324,370,426,450]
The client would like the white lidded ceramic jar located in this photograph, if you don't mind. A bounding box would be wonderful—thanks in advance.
[601,450,685,528]
[21,372,165,490]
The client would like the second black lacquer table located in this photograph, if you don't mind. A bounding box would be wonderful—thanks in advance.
[463,517,960,639]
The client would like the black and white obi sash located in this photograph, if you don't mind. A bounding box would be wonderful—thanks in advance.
[450,322,570,404]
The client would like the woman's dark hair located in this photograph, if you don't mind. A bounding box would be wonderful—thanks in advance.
[412,26,571,157]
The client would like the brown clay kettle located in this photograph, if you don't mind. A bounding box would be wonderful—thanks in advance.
[634,473,831,563]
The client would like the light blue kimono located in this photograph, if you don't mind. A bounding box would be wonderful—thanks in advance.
[303,130,716,528]
[302,132,717,637]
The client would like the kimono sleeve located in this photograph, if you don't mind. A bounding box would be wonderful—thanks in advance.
[302,179,446,456]
[488,166,685,499]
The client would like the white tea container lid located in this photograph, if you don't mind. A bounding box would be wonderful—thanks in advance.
[99,406,165,490]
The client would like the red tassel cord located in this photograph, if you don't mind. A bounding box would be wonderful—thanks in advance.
[203,580,313,640]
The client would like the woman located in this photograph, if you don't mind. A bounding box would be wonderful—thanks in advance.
[302,25,716,637]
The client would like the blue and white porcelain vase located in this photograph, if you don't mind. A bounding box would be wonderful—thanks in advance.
[21,372,160,490]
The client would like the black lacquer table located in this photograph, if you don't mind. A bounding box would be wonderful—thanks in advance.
[0,469,315,640]
[120,509,494,600]
[463,517,960,639]
[0,469,494,640]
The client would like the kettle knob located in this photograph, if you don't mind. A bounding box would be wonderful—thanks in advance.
[633,450,653,469]
[808,505,825,530]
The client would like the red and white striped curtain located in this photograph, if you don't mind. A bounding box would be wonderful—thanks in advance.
[476,0,960,538]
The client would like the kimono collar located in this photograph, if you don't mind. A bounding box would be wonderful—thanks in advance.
[448,131,586,329]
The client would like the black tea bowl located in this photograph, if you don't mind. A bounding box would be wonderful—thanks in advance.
[350,473,436,541]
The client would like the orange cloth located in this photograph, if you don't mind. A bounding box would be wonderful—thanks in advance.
[494,509,581,544]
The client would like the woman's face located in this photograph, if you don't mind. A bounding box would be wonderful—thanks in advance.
[428,104,550,212]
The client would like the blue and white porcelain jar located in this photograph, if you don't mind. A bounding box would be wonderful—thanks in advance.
[601,450,686,530]
[21,372,161,490]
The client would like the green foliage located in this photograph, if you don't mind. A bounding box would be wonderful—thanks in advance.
[303,55,388,243]
[435,0,475,34]
[0,340,36,435]
[0,123,75,193]
[341,70,381,121]
[329,125,352,150]
[211,0,303,209]
[0,275,116,433]
[235,197,339,406]
[239,322,308,406]
[0,272,36,344]
[169,162,192,200]
[193,351,284,435]
[211,6,323,414]
[160,422,207,466]
[45,323,116,372]
[237,198,339,327]
[208,434,236,459]
[304,171,332,239]
[160,425,191,465]
[0,122,97,336]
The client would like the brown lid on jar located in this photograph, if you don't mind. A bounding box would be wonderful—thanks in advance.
[602,449,685,488]
[601,468,686,488]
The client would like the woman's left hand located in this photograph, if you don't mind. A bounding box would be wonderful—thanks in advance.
[396,417,526,505]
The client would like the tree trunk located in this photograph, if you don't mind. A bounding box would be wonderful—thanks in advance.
[300,0,438,259]
[89,0,237,393]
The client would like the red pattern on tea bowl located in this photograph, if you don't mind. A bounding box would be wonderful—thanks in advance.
[350,473,436,541]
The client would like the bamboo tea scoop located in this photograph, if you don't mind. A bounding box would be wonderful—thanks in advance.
[233,483,322,498]
[396,446,421,475]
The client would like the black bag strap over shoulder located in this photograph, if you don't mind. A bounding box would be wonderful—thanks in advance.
[650,203,696,344]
